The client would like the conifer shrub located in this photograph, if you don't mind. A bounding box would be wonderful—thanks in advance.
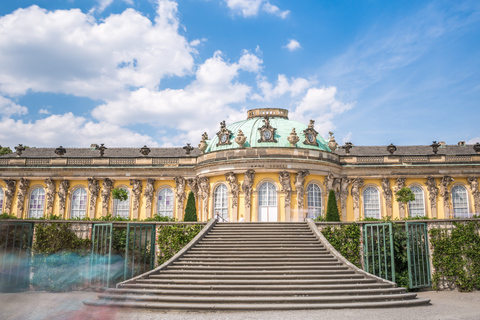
[183,191,197,222]
[325,189,340,221]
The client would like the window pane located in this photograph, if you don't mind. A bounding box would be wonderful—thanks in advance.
[28,187,45,219]
[408,186,425,217]
[214,184,228,221]
[363,187,380,219]
[307,183,322,219]
[157,188,174,218]
[71,188,87,219]
[452,185,469,218]
[113,187,130,218]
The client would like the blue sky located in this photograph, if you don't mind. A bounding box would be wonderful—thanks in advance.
[0,0,479,148]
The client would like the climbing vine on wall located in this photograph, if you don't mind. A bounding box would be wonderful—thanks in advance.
[429,221,480,291]
[322,224,362,268]
[157,224,203,266]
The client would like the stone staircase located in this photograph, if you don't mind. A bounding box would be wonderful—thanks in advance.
[83,220,430,310]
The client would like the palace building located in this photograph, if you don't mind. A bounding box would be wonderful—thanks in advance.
[0,108,479,222]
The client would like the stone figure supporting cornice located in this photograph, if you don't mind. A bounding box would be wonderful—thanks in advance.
[324,173,335,194]
[197,177,210,220]
[130,179,142,219]
[101,178,114,216]
[3,179,16,214]
[467,177,480,214]
[87,178,100,219]
[45,178,56,215]
[58,180,70,217]
[382,178,393,217]
[279,171,292,208]
[16,178,30,218]
[440,176,454,218]
[295,170,309,210]
[339,177,351,221]
[225,172,239,209]
[351,178,364,220]
[144,179,155,215]
[425,177,438,217]
[242,170,255,210]
[174,176,187,218]
[186,178,199,201]
[395,177,407,218]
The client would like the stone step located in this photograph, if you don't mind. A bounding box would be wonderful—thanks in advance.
[178,257,337,262]
[159,269,356,275]
[148,274,364,280]
[135,279,376,286]
[189,248,328,253]
[167,265,348,271]
[199,239,320,243]
[181,253,335,259]
[211,228,312,232]
[205,234,315,238]
[171,261,343,267]
[193,244,323,248]
[104,287,407,297]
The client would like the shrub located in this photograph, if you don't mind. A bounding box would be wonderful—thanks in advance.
[325,190,340,221]
[183,192,197,222]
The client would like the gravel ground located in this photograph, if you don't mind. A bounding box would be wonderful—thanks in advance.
[1,290,480,320]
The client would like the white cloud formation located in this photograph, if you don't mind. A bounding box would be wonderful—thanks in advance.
[254,74,311,101]
[291,87,354,136]
[38,109,50,114]
[467,137,480,144]
[0,1,194,99]
[0,96,28,116]
[224,0,289,18]
[284,39,300,51]
[0,113,156,147]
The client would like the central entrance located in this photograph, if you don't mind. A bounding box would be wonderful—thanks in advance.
[258,182,277,222]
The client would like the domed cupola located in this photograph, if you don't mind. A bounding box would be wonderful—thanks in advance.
[201,108,331,153]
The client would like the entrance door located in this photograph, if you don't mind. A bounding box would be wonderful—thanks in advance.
[258,182,277,222]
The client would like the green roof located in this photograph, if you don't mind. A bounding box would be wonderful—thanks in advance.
[205,117,330,153]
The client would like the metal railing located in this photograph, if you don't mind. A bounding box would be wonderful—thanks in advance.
[124,224,156,280]
[363,223,395,283]
[406,222,431,288]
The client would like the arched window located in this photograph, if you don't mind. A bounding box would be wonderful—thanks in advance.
[71,188,87,219]
[363,187,380,219]
[307,183,322,219]
[113,187,130,219]
[258,182,277,222]
[28,187,45,219]
[214,184,228,221]
[0,188,4,212]
[408,186,425,217]
[452,185,469,218]
[157,188,174,218]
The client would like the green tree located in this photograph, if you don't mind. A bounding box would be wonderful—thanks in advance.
[395,187,415,218]
[183,191,197,221]
[0,146,12,155]
[112,188,128,201]
[325,189,340,221]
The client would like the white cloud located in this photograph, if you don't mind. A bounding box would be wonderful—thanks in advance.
[291,87,354,136]
[90,0,135,15]
[467,137,480,144]
[254,74,311,101]
[342,132,353,144]
[224,0,289,18]
[284,39,300,51]
[0,1,194,99]
[0,113,157,147]
[0,96,28,116]
[38,109,50,115]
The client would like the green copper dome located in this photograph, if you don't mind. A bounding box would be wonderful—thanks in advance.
[204,108,330,153]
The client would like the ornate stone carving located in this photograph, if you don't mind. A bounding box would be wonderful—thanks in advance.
[140,145,151,156]
[16,178,30,217]
[183,143,194,155]
[425,177,438,209]
[3,179,16,214]
[198,132,208,153]
[279,171,292,208]
[343,142,354,155]
[242,169,255,209]
[303,120,319,146]
[198,177,210,217]
[87,178,100,216]
[324,173,336,193]
[98,143,107,157]
[186,178,199,200]
[394,177,407,211]
[295,170,309,209]
[44,179,56,213]
[339,177,352,210]
[15,144,26,156]
[430,141,440,154]
[287,128,300,147]
[439,176,454,204]
[54,146,66,156]
[328,132,338,152]
[216,120,233,146]
[257,116,277,143]
[144,178,155,210]
[467,177,480,213]
[130,179,142,211]
[235,130,247,148]
[381,178,393,209]
[101,178,114,213]
[58,180,69,212]
[351,178,364,209]
[225,172,239,209]
[174,176,187,212]
[386,143,397,155]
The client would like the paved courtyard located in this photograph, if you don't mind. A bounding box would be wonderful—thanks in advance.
[1,290,479,320]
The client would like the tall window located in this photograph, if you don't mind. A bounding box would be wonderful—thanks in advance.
[452,185,469,218]
[258,182,277,222]
[307,183,322,219]
[113,187,130,218]
[363,187,380,219]
[214,184,228,221]
[157,188,174,218]
[0,188,4,212]
[408,186,425,217]
[28,187,45,219]
[71,188,87,219]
